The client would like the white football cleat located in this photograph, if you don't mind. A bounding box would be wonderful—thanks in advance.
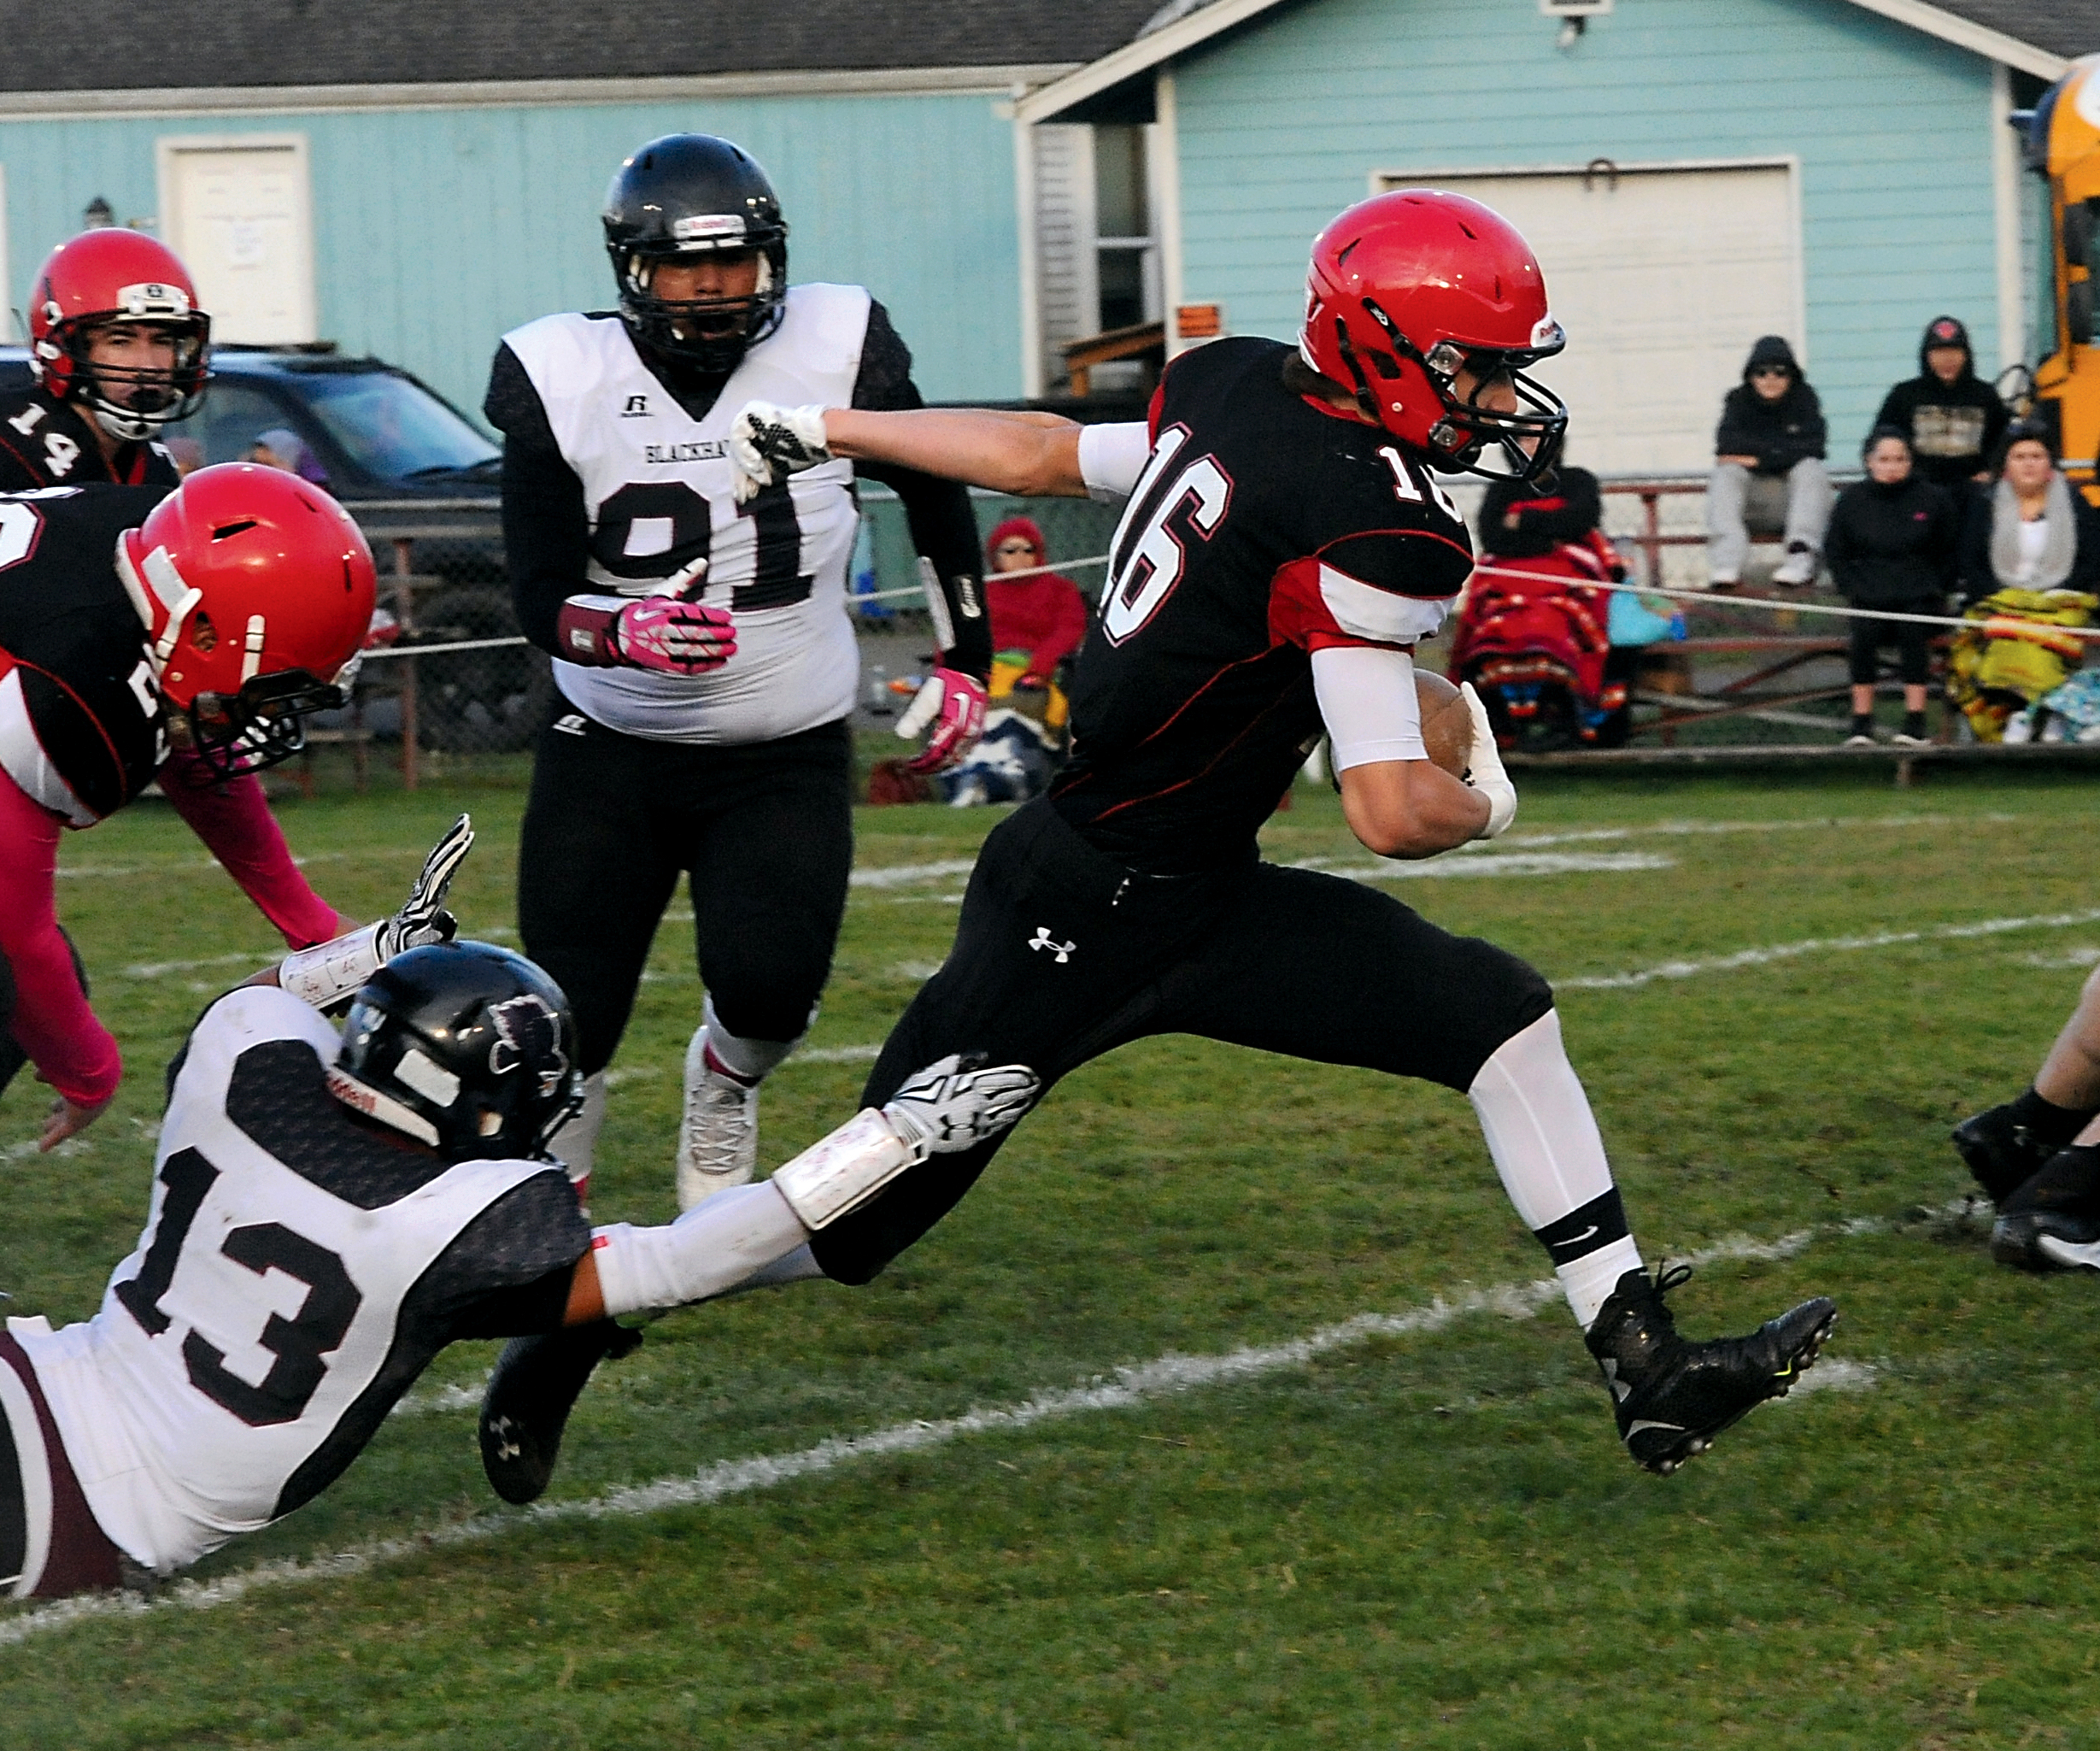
[678,1025,760,1210]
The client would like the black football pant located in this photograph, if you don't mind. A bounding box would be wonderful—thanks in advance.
[517,711,853,1076]
[1847,603,1935,687]
[814,797,1552,1284]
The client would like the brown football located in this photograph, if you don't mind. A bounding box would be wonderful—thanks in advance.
[1417,671,1474,777]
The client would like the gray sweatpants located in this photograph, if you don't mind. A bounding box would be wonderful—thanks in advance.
[1705,458,1833,582]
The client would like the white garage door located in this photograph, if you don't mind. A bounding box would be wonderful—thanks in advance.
[1376,162,1803,476]
[158,137,317,345]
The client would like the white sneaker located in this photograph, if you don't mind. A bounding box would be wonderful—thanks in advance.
[1771,545,1818,588]
[678,1026,760,1211]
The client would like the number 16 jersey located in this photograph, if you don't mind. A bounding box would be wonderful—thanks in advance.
[1049,337,1477,874]
[9,987,589,1573]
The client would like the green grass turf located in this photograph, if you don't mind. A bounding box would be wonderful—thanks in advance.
[3,763,2099,1747]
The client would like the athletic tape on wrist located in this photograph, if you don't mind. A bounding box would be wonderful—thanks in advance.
[279,922,386,1009]
[770,1107,919,1230]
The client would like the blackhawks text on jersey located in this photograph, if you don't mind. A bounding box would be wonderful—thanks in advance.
[0,484,178,825]
[7,986,590,1574]
[0,387,179,493]
[499,285,871,744]
[1048,337,1475,873]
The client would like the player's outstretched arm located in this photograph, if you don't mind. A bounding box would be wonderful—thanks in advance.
[572,1055,1039,1321]
[732,401,1091,499]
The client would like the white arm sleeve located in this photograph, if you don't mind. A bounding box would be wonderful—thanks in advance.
[1311,643,1426,770]
[1076,422,1152,502]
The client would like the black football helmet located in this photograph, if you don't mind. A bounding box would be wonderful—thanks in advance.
[328,942,584,1162]
[602,133,789,372]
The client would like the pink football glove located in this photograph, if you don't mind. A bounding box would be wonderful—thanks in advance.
[607,597,736,675]
[898,667,988,773]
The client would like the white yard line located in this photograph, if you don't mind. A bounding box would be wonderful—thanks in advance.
[1560,908,2100,991]
[0,1210,1923,1646]
[1304,851,1675,881]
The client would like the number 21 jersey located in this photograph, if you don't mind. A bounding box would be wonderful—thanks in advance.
[1050,337,1477,873]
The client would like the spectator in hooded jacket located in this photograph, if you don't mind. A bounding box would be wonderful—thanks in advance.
[1874,315,2009,492]
[983,514,1088,691]
[1824,426,1962,747]
[1956,421,2100,604]
[1708,335,1832,590]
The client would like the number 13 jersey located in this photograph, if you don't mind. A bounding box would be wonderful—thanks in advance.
[8,987,589,1573]
[1049,337,1478,874]
[502,285,870,744]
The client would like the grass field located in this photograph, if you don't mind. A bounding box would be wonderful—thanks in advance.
[3,764,2099,1748]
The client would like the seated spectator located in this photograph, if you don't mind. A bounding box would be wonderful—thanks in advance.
[1824,426,1961,746]
[1957,422,2100,604]
[1707,336,1832,589]
[983,515,1088,697]
[250,426,329,486]
[1874,315,2009,493]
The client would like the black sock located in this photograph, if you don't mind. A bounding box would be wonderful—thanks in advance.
[1902,711,1927,737]
[1850,714,1874,737]
[2009,1085,2098,1150]
[2002,1143,2100,1216]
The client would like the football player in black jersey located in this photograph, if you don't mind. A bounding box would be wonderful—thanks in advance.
[0,878,1035,1597]
[484,133,993,1216]
[0,469,373,1151]
[727,191,1839,1476]
[0,231,208,493]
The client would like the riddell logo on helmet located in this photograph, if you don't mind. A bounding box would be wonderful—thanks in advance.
[116,281,192,317]
[672,214,745,242]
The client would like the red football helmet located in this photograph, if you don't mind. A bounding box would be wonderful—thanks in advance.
[1299,190,1568,482]
[29,230,212,442]
[115,464,378,779]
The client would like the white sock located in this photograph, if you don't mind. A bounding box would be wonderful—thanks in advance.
[696,994,811,1085]
[591,1181,811,1317]
[551,1072,607,1200]
[1467,1009,1645,1330]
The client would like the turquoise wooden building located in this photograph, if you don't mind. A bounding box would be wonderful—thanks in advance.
[1,1,2089,471]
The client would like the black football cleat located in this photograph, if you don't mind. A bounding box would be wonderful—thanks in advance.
[1951,1104,2061,1207]
[478,1319,642,1505]
[1585,1265,1838,1475]
[1989,1143,2100,1271]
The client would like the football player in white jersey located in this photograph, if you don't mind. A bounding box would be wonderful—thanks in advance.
[484,133,994,1216]
[0,826,1035,1599]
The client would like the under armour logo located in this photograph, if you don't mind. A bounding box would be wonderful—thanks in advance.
[1028,926,1075,963]
[620,394,649,417]
[553,713,587,736]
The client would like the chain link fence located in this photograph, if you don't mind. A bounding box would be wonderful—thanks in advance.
[297,490,1123,791]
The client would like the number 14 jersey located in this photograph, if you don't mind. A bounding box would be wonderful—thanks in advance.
[1050,337,1477,874]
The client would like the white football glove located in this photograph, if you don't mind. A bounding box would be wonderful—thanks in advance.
[279,814,473,1008]
[1458,683,1517,840]
[730,400,832,504]
[883,1053,1040,1155]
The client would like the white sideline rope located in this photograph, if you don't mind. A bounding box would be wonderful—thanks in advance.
[349,549,2099,657]
[1462,558,2100,639]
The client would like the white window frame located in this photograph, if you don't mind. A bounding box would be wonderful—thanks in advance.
[155,132,317,343]
[0,163,12,342]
